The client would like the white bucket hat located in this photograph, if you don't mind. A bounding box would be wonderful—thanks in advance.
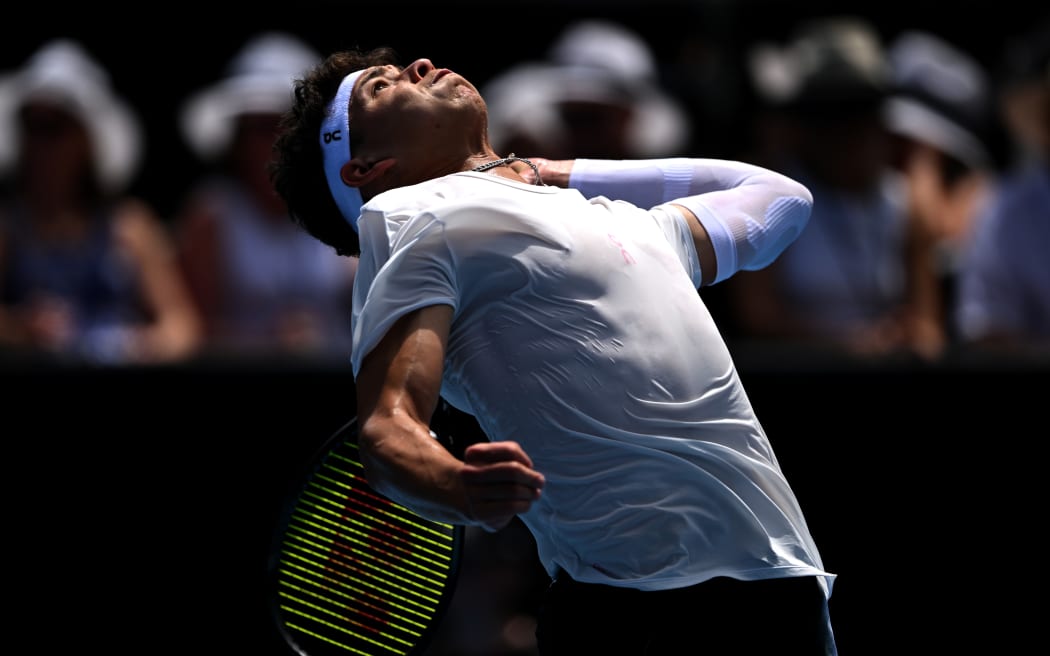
[483,19,691,157]
[0,39,143,194]
[179,31,321,161]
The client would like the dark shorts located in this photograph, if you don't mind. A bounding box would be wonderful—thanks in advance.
[535,573,835,655]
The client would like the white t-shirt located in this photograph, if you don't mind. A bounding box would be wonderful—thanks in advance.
[352,171,834,595]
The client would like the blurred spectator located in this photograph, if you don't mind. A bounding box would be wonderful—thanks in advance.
[173,31,357,360]
[883,30,996,348]
[954,21,1050,352]
[726,17,945,359]
[482,19,692,160]
[0,39,202,365]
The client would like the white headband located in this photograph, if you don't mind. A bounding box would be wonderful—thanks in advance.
[320,69,366,232]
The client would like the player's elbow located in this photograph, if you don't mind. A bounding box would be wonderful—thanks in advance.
[760,169,813,208]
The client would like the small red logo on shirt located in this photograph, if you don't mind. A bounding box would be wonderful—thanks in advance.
[608,234,635,264]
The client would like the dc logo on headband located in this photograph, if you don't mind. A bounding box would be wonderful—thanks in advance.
[323,130,342,143]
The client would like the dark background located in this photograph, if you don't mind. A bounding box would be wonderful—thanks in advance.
[6,349,1047,654]
[5,2,1049,655]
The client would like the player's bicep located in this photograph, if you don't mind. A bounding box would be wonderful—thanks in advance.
[356,303,454,431]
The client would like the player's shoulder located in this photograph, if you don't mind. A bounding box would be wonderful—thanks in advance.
[366,173,480,216]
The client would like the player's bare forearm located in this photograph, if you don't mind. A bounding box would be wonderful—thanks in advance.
[359,407,544,532]
[356,304,543,531]
[358,410,472,521]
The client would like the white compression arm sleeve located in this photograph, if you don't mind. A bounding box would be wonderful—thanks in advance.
[568,158,813,284]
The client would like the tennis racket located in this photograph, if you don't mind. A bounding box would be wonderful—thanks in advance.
[269,416,465,656]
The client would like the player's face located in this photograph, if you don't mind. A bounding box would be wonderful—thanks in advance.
[348,59,487,161]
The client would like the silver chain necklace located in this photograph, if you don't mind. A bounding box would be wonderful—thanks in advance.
[470,153,542,185]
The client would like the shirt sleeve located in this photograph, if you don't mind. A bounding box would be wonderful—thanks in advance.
[648,203,704,288]
[351,212,458,377]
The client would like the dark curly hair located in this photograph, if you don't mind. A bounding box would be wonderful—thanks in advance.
[270,47,400,257]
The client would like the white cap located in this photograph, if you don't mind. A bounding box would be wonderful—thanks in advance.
[884,31,991,170]
[748,17,889,108]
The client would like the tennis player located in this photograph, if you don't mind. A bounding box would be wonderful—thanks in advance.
[271,47,838,655]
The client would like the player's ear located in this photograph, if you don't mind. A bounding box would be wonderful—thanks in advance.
[341,158,395,189]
